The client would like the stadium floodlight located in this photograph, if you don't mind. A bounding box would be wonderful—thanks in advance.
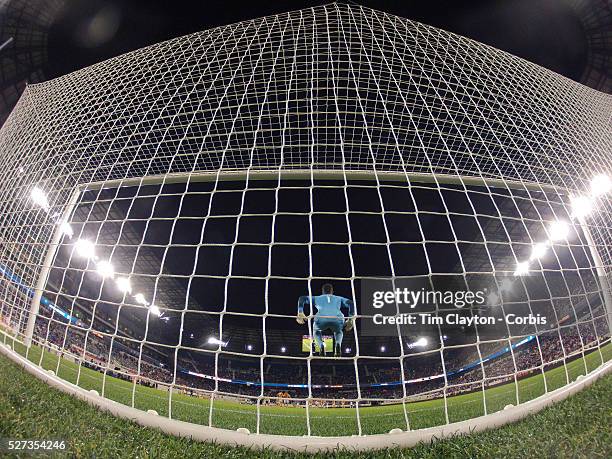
[30,186,50,212]
[530,242,548,260]
[590,174,611,196]
[149,305,161,317]
[570,196,593,219]
[74,239,95,259]
[408,337,428,348]
[115,277,132,294]
[96,261,114,279]
[59,221,74,239]
[548,221,570,241]
[208,337,227,346]
[134,293,148,306]
[514,261,530,276]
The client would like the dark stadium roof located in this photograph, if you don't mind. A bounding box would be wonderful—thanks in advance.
[1,0,612,130]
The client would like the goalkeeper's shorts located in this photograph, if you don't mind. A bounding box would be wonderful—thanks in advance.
[313,317,344,334]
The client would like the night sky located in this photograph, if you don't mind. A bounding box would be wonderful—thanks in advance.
[46,0,587,82]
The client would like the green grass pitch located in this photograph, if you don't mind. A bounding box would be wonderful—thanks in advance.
[1,334,610,440]
[1,346,611,458]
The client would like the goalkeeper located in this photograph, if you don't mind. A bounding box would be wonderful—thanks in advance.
[296,283,355,357]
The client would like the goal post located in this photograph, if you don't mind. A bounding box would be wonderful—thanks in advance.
[576,213,612,321]
[24,187,81,348]
[11,167,612,442]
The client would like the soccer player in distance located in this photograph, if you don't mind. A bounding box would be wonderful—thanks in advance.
[296,284,355,357]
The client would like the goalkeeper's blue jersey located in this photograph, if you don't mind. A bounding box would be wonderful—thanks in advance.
[298,294,354,319]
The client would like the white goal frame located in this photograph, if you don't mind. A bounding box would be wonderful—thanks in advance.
[0,1,610,451]
[22,169,612,348]
[8,169,611,451]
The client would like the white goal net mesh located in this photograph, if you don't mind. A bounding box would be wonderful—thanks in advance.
[0,2,611,439]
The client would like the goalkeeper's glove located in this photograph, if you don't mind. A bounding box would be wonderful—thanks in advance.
[296,311,306,325]
[345,317,355,331]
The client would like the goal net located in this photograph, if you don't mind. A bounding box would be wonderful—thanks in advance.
[0,2,610,449]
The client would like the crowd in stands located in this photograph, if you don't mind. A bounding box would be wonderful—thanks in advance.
[33,314,173,385]
[30,311,610,405]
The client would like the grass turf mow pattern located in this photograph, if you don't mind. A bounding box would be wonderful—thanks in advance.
[2,350,611,458]
[2,330,610,438]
